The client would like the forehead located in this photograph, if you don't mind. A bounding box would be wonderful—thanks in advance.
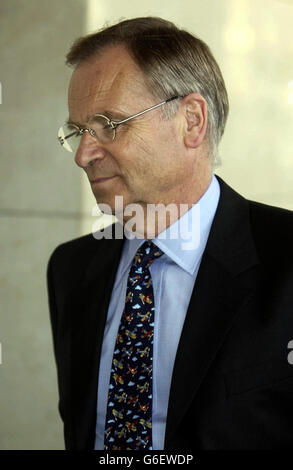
[68,45,149,122]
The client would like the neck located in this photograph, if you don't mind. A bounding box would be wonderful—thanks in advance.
[119,170,213,239]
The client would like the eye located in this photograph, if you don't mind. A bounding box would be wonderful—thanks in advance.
[114,122,130,135]
[88,115,115,142]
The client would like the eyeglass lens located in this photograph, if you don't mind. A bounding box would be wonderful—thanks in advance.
[58,115,114,153]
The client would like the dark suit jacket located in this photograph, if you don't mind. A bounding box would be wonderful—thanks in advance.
[47,175,293,450]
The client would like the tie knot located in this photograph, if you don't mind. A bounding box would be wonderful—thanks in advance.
[132,241,164,271]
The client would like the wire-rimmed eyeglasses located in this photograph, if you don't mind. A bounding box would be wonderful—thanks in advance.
[57,95,182,153]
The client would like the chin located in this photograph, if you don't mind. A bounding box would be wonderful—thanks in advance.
[94,194,123,218]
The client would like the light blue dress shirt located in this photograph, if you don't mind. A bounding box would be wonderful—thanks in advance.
[95,174,220,449]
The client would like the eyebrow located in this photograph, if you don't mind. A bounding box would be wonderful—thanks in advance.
[66,110,127,126]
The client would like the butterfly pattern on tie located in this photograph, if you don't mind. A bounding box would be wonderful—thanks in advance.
[104,240,164,450]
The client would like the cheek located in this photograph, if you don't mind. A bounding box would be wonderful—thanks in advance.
[117,122,180,183]
[120,131,155,174]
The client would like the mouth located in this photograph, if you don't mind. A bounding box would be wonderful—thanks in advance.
[90,176,116,185]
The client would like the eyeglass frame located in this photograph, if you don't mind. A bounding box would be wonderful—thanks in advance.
[58,95,183,149]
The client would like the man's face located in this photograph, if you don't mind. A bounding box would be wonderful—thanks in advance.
[68,45,192,214]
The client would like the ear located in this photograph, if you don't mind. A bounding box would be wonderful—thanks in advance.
[181,93,208,149]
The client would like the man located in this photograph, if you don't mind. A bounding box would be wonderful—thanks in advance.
[47,17,293,451]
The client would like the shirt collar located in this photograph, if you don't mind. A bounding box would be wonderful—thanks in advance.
[115,174,220,282]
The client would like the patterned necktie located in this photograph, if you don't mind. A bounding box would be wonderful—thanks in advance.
[104,240,164,450]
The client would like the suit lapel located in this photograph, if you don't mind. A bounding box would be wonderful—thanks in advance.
[67,224,125,449]
[164,175,260,448]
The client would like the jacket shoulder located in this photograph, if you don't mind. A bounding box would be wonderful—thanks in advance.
[48,221,119,264]
[248,199,293,263]
[249,199,293,236]
[47,223,118,286]
[249,199,293,222]
[49,232,99,269]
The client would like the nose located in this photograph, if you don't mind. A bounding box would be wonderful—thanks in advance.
[74,131,106,168]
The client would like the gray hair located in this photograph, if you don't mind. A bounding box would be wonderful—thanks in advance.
[66,17,229,167]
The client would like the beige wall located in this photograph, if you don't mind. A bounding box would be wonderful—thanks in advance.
[0,0,292,449]
[0,0,86,450]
